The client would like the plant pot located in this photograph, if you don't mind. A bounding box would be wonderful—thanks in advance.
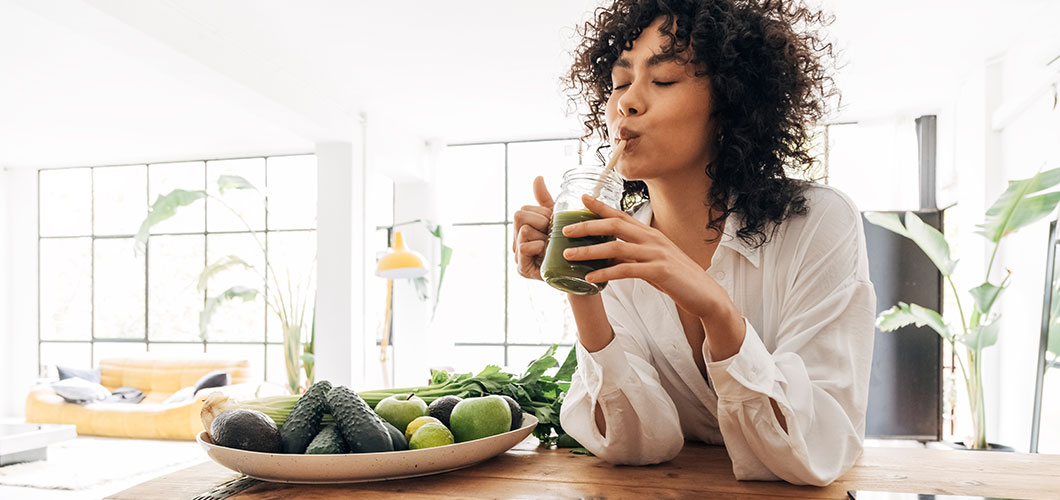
[946,441,1016,452]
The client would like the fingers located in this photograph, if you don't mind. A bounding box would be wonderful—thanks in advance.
[585,262,662,283]
[533,176,555,209]
[581,194,631,220]
[562,217,646,243]
[562,240,657,262]
[513,207,550,232]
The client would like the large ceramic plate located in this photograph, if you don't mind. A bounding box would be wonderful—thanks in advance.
[197,414,538,484]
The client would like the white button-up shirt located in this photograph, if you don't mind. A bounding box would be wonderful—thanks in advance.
[559,183,876,486]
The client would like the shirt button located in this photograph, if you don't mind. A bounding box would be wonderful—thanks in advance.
[715,270,726,280]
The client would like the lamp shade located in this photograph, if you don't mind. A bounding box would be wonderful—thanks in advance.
[375,231,429,279]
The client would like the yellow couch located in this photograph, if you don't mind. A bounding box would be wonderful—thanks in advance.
[26,356,256,440]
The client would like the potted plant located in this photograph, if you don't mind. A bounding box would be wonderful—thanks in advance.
[866,166,1060,450]
[135,175,315,395]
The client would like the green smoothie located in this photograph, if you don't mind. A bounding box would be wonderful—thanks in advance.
[542,209,615,295]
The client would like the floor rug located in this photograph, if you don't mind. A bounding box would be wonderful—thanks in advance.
[0,436,205,490]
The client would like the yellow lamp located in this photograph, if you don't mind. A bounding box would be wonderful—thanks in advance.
[375,231,428,388]
[375,232,429,279]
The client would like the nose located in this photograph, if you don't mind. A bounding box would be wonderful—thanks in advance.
[616,81,643,117]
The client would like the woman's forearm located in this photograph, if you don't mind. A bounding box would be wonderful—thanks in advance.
[568,293,615,352]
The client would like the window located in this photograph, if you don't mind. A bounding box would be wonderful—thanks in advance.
[432,139,582,371]
[37,154,317,383]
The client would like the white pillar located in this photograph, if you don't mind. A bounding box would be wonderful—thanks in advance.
[3,168,38,418]
[315,137,366,388]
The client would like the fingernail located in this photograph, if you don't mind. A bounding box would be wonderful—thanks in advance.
[563,248,574,258]
[562,226,573,236]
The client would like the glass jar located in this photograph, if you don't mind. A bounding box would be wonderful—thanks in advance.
[541,166,624,295]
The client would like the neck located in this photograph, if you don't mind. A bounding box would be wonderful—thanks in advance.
[644,169,723,269]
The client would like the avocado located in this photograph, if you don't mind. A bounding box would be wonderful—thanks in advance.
[381,419,408,451]
[211,408,282,453]
[326,386,393,453]
[305,424,349,454]
[427,395,462,428]
[279,380,332,453]
[499,395,523,431]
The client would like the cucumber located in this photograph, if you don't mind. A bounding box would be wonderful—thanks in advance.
[326,386,394,453]
[305,424,349,454]
[279,380,332,453]
[381,420,408,451]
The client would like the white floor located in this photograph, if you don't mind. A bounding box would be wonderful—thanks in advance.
[0,419,206,500]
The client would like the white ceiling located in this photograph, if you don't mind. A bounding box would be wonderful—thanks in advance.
[1,0,1058,169]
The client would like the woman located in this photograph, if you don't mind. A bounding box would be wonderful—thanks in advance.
[512,0,875,486]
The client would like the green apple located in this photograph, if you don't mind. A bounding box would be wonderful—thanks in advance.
[373,394,428,434]
[449,395,512,442]
[409,422,455,450]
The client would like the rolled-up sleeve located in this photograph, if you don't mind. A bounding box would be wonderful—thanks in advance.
[705,194,876,486]
[559,290,685,465]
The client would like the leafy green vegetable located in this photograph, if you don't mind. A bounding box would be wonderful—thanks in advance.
[233,344,578,446]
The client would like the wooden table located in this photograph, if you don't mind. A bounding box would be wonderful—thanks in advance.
[108,437,1060,499]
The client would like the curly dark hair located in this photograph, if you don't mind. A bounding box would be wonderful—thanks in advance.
[568,0,838,248]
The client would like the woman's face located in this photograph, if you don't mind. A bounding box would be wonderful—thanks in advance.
[605,17,716,181]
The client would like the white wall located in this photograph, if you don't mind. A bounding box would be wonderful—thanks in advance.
[0,169,8,417]
[2,168,38,418]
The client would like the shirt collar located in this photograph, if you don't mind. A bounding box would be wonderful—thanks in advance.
[630,200,761,269]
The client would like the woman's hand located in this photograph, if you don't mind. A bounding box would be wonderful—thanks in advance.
[512,176,555,281]
[562,194,727,319]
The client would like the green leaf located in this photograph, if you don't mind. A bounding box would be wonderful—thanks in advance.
[969,280,1007,317]
[300,352,315,364]
[135,189,207,250]
[554,345,578,383]
[1049,276,1060,360]
[197,255,253,292]
[518,344,559,385]
[200,286,260,340]
[864,212,956,276]
[876,302,952,341]
[432,244,453,319]
[903,212,957,276]
[959,317,1001,350]
[217,174,258,194]
[976,166,1060,243]
[412,276,430,301]
[863,212,910,238]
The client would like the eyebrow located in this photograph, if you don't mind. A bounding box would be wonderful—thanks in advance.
[614,52,678,69]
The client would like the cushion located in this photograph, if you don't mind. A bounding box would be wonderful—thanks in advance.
[103,386,146,404]
[192,370,230,394]
[162,386,196,405]
[57,365,101,383]
[51,378,110,404]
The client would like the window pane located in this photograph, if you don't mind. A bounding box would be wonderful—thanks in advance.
[430,225,505,344]
[506,224,578,345]
[207,158,266,232]
[148,343,205,356]
[205,233,266,342]
[266,344,287,385]
[40,168,91,236]
[93,341,147,366]
[93,238,145,339]
[149,162,205,234]
[206,344,264,380]
[507,140,580,216]
[1039,368,1060,453]
[367,172,395,228]
[436,145,505,224]
[266,155,317,230]
[265,231,317,343]
[93,165,147,236]
[39,342,91,378]
[149,234,205,342]
[40,238,91,340]
[447,346,504,374]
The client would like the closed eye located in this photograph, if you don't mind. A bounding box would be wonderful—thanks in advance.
[654,81,676,87]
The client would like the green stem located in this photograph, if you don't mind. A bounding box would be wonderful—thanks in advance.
[946,276,969,335]
[985,240,1001,283]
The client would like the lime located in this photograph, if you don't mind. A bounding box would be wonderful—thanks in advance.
[405,415,443,442]
[409,422,455,450]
